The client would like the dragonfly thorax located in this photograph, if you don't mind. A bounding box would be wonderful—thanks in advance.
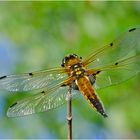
[61,54,85,78]
[70,63,85,79]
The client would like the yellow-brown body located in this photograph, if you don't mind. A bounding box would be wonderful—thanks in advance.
[62,54,107,117]
[76,76,107,117]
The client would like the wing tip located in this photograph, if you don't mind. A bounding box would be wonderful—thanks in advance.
[6,102,18,117]
[0,75,7,80]
[9,102,17,108]
[7,109,14,118]
[128,28,136,32]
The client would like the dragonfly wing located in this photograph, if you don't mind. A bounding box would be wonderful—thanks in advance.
[89,55,140,89]
[7,81,80,117]
[83,28,140,67]
[0,68,68,92]
[7,87,67,117]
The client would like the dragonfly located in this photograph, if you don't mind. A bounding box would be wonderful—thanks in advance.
[0,27,140,118]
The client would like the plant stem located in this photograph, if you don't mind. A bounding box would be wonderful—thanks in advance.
[67,85,72,140]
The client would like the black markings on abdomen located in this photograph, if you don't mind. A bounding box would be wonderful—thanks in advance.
[88,97,108,118]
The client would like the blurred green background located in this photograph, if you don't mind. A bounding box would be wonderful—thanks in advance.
[0,1,140,139]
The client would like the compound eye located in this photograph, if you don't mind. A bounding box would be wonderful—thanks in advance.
[65,56,69,61]
[61,63,64,67]
[61,56,69,67]
[69,54,75,59]
[73,54,78,58]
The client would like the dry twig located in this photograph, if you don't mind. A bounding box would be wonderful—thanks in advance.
[67,85,72,140]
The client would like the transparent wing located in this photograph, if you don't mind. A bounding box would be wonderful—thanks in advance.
[83,28,140,68]
[89,55,140,89]
[7,79,80,117]
[0,68,68,92]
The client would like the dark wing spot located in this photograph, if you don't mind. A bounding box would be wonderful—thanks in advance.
[110,42,113,47]
[41,91,45,93]
[29,73,33,76]
[87,95,90,99]
[129,28,136,32]
[0,75,7,79]
[10,102,17,108]
[96,71,101,74]
[115,62,118,65]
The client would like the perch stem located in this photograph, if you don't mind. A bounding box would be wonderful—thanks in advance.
[67,85,72,140]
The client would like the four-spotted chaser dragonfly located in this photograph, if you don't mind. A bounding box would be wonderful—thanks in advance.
[0,28,140,118]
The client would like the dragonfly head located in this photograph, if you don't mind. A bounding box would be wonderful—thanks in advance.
[61,54,82,68]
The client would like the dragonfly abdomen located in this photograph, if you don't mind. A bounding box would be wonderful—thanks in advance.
[76,76,108,118]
